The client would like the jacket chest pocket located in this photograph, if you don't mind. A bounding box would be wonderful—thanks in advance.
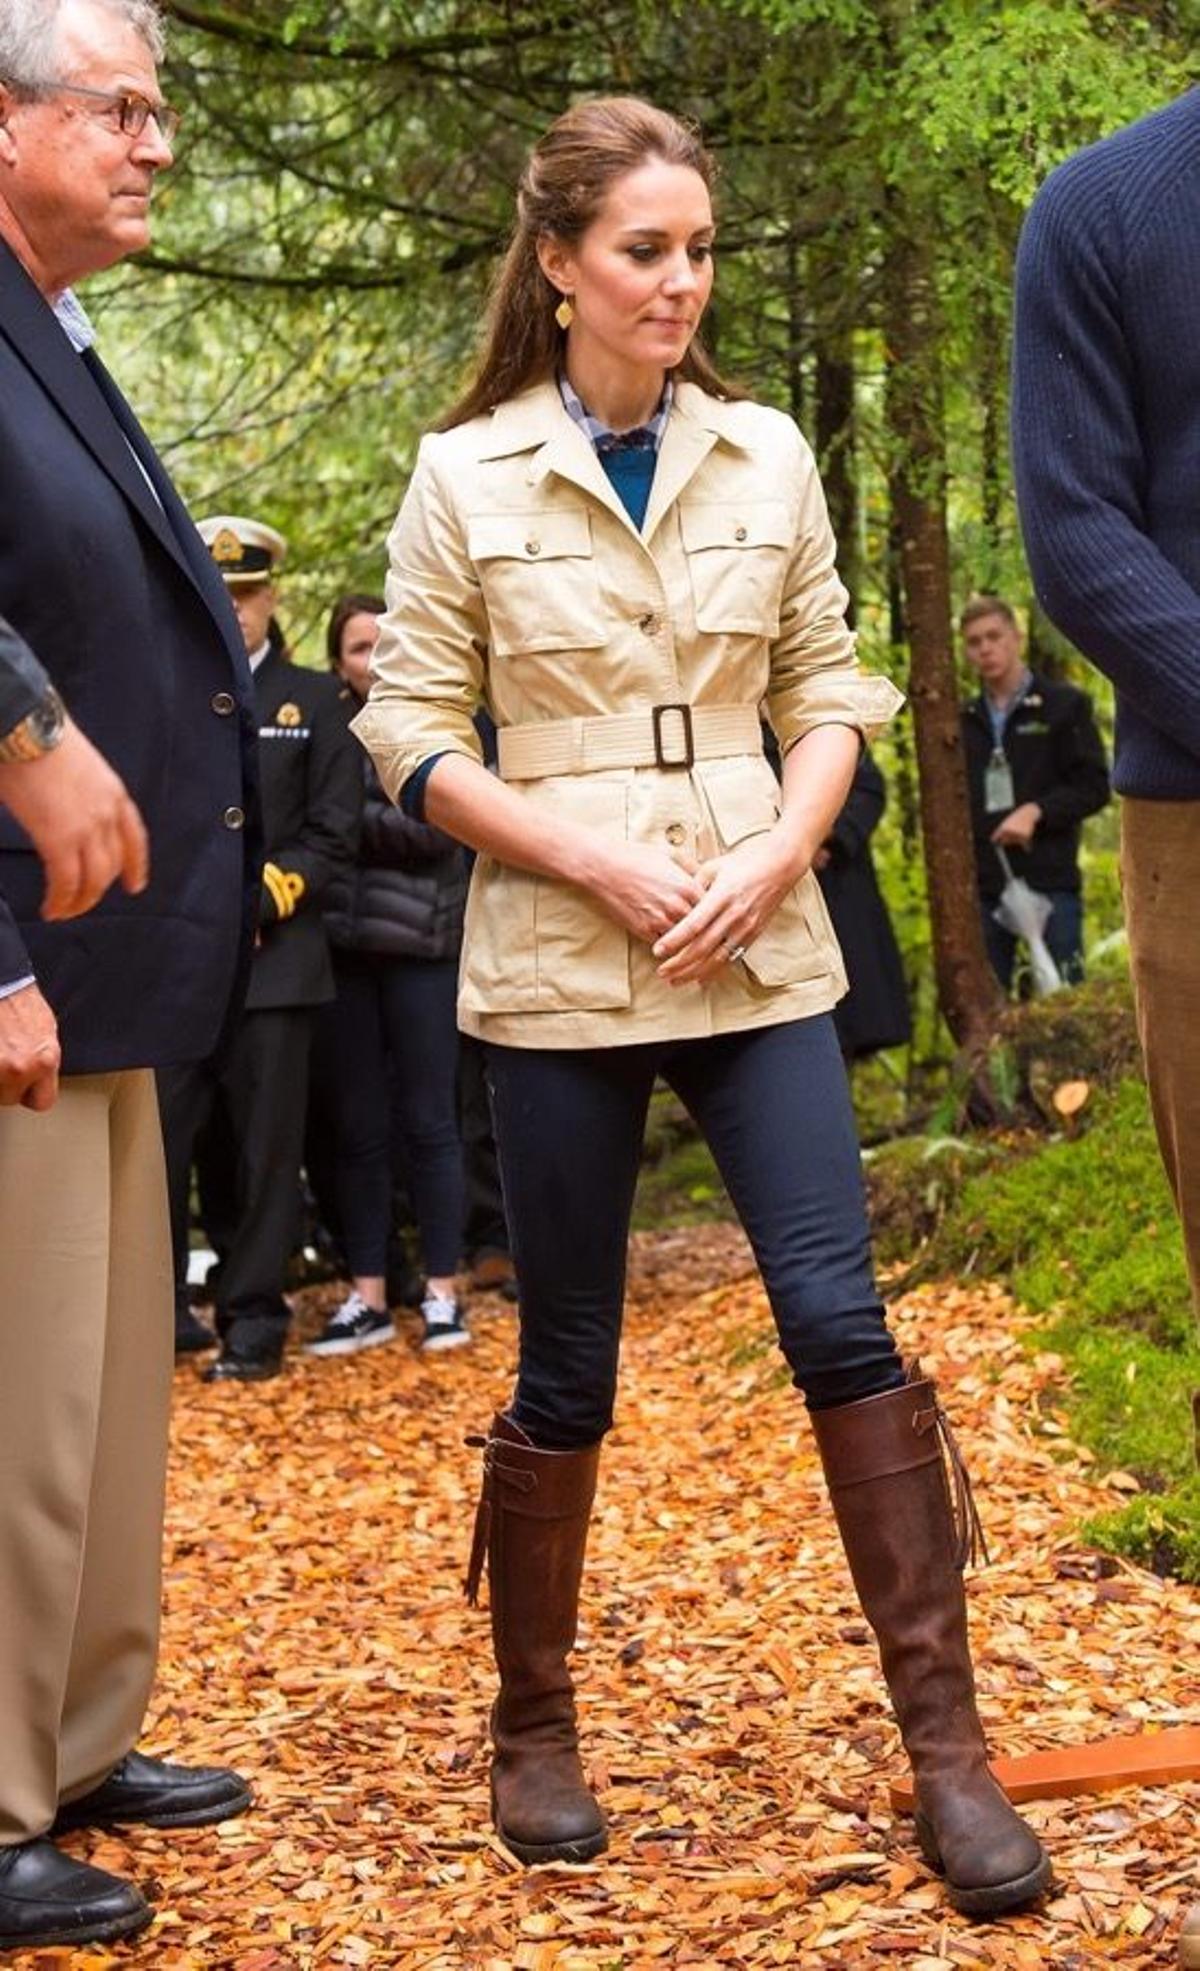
[468,509,605,659]
[679,501,792,635]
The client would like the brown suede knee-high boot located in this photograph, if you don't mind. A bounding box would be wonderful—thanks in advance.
[465,1413,607,1865]
[810,1367,1051,1918]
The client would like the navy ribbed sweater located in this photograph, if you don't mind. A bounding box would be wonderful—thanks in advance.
[1012,87,1200,799]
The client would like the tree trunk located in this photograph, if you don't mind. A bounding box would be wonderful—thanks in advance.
[814,334,859,626]
[810,236,859,623]
[885,225,1004,1068]
[979,284,1003,585]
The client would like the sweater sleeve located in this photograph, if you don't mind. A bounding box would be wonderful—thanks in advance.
[1012,167,1200,763]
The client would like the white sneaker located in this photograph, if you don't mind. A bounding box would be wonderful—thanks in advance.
[305,1290,394,1357]
[420,1294,472,1353]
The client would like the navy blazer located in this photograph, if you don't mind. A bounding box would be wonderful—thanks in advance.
[0,243,260,1072]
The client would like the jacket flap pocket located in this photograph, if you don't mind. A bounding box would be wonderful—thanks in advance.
[679,501,791,554]
[468,508,593,564]
[695,757,780,850]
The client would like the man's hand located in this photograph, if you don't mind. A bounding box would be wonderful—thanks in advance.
[991,801,1043,850]
[0,982,60,1109]
[0,718,149,920]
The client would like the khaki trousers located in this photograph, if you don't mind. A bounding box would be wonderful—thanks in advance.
[0,1069,173,1843]
[1121,799,1200,1310]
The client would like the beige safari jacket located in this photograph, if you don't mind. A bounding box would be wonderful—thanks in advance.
[353,377,904,1049]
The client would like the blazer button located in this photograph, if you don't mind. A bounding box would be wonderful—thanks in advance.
[734,524,748,542]
[525,538,541,556]
[665,821,687,847]
[638,612,660,635]
[210,691,236,716]
[222,805,245,831]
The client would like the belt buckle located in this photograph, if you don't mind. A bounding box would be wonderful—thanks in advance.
[652,702,695,771]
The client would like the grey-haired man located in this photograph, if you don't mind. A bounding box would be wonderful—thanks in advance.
[0,0,259,1947]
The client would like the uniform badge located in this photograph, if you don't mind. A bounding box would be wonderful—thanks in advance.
[210,527,245,567]
[275,702,302,727]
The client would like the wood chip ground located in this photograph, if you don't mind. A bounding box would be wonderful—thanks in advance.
[21,1227,1200,1968]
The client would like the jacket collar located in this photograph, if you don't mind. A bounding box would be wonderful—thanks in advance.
[967,669,1046,726]
[476,376,752,543]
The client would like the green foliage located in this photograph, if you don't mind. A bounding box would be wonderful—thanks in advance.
[925,1070,1200,1579]
[941,1080,1192,1346]
[1084,1481,1200,1587]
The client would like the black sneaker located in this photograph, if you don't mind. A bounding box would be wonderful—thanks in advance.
[304,1290,394,1358]
[419,1293,472,1353]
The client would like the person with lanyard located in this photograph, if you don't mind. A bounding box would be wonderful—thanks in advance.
[959,593,1109,990]
[354,96,1050,1916]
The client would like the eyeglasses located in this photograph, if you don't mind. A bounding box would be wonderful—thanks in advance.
[4,80,181,143]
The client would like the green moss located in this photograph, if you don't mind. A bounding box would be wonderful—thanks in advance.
[1084,1479,1200,1585]
[632,1135,731,1230]
[932,1075,1200,1577]
[940,1080,1192,1348]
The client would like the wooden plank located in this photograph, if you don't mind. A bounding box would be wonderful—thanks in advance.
[888,1724,1200,1810]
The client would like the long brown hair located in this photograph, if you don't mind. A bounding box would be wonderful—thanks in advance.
[440,97,742,430]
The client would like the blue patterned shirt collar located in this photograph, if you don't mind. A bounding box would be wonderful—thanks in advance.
[53,288,96,353]
[558,372,673,454]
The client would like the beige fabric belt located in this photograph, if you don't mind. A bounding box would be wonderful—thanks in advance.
[496,703,763,780]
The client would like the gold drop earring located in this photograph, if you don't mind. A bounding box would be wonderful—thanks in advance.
[554,294,575,330]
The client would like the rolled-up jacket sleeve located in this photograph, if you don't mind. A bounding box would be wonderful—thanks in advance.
[351,437,487,803]
[765,426,904,752]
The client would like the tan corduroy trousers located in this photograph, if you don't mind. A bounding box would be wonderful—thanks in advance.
[0,1068,173,1843]
[1121,798,1200,1311]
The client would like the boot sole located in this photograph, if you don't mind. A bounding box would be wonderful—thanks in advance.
[916,1818,1053,1918]
[0,1904,153,1949]
[55,1783,252,1833]
[494,1820,608,1866]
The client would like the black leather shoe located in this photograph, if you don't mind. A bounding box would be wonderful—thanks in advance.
[201,1347,282,1383]
[54,1751,252,1833]
[175,1307,218,1354]
[0,1838,151,1949]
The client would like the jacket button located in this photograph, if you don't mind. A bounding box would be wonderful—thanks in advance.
[638,612,659,635]
[210,691,236,716]
[525,538,541,556]
[222,805,245,831]
[734,524,748,542]
[665,821,687,847]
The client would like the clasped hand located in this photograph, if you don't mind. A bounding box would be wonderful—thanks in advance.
[591,832,801,986]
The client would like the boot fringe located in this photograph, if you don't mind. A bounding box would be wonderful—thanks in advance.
[925,1391,989,1572]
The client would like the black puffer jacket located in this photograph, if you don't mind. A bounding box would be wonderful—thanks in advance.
[324,753,467,961]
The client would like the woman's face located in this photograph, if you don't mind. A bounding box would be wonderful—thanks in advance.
[336,611,380,700]
[542,159,715,384]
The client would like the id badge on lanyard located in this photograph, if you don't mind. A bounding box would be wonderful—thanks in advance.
[984,747,1015,814]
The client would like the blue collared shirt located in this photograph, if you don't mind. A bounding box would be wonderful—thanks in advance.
[557,374,671,532]
[557,372,673,455]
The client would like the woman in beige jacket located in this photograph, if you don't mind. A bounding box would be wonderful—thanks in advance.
[354,98,1049,1917]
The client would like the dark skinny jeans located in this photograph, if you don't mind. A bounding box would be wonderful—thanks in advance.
[486,1014,903,1449]
[315,950,465,1281]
